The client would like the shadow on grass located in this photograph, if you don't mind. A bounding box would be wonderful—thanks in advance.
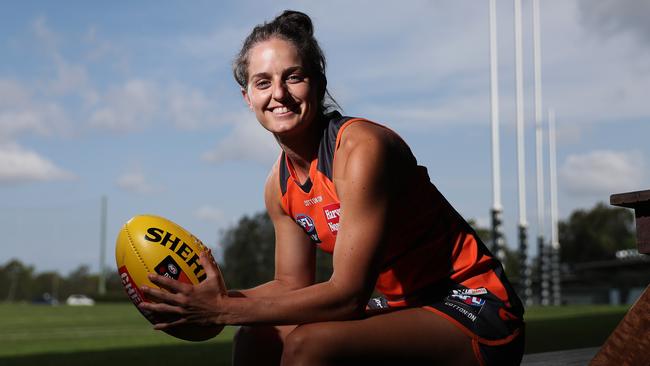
[0,310,627,362]
[525,311,625,354]
[0,342,233,366]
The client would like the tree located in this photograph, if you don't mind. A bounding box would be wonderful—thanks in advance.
[0,259,36,301]
[32,271,62,302]
[559,202,636,263]
[61,265,98,298]
[221,211,333,289]
[221,212,277,289]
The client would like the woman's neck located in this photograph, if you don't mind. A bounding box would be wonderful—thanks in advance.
[276,116,323,183]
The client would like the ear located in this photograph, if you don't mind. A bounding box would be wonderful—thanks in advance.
[241,87,253,110]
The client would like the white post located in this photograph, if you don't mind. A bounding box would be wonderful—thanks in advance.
[489,0,506,265]
[548,109,561,305]
[533,0,549,306]
[514,0,531,306]
[514,0,526,230]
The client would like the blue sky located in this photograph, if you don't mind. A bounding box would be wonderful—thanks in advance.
[1,1,649,274]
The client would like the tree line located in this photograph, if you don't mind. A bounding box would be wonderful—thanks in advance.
[221,202,636,289]
[0,262,125,303]
[0,202,636,302]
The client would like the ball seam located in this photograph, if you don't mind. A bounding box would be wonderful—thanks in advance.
[125,223,151,274]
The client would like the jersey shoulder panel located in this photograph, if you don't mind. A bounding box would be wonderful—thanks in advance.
[315,111,360,181]
[279,150,291,196]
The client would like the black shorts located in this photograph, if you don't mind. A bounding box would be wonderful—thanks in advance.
[368,285,525,366]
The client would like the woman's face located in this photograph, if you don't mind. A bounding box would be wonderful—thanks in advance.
[242,37,319,137]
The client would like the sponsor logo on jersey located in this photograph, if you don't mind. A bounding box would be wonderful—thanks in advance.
[367,297,389,310]
[444,301,478,322]
[322,203,341,235]
[304,195,323,207]
[295,214,321,243]
[449,293,486,307]
[452,287,488,296]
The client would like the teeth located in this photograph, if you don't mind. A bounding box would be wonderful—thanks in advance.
[273,107,289,114]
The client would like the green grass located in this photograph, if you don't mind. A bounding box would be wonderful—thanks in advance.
[0,302,630,364]
[0,303,235,366]
[524,304,630,354]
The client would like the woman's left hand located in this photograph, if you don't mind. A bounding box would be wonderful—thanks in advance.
[138,250,228,330]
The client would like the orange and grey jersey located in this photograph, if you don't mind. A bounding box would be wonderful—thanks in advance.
[278,111,522,318]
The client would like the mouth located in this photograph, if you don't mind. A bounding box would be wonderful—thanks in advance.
[269,105,299,116]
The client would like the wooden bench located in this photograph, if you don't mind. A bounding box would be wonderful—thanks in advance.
[589,189,650,365]
[522,189,649,365]
[522,347,599,365]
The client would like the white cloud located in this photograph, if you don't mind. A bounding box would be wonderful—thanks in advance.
[194,205,225,224]
[0,143,73,183]
[90,79,159,132]
[320,2,488,106]
[537,2,650,128]
[180,26,249,62]
[166,83,222,130]
[116,170,160,194]
[0,79,69,140]
[31,17,94,98]
[360,91,490,130]
[578,0,650,46]
[88,79,229,133]
[0,79,31,108]
[202,112,279,164]
[560,150,646,196]
[32,17,59,53]
[48,60,91,96]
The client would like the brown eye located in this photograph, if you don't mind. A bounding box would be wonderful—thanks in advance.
[286,74,305,84]
[255,79,271,89]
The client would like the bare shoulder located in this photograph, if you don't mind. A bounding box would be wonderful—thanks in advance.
[338,121,395,152]
[334,121,411,178]
[336,122,390,165]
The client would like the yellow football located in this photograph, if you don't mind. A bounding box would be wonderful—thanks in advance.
[115,214,226,341]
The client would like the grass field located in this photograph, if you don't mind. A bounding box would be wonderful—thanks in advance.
[0,302,629,365]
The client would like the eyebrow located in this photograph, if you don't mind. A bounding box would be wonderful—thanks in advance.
[249,66,305,81]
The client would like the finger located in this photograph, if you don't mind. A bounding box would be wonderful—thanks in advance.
[140,285,179,304]
[141,283,189,306]
[138,301,184,316]
[148,273,189,294]
[199,250,219,279]
[153,317,188,330]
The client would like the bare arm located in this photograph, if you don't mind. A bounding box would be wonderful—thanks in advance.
[219,123,391,325]
[140,123,393,327]
[229,165,316,298]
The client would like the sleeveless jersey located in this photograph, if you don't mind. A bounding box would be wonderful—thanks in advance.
[278,111,522,315]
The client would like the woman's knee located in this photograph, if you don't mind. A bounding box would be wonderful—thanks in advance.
[233,325,289,366]
[281,324,335,366]
[235,325,273,345]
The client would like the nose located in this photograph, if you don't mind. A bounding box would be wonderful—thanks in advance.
[272,80,288,102]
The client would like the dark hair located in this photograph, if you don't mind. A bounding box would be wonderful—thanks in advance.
[233,10,338,113]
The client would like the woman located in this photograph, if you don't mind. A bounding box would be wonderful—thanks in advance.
[139,10,525,366]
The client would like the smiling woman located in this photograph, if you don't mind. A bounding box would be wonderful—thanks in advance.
[242,38,319,138]
[138,10,525,366]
